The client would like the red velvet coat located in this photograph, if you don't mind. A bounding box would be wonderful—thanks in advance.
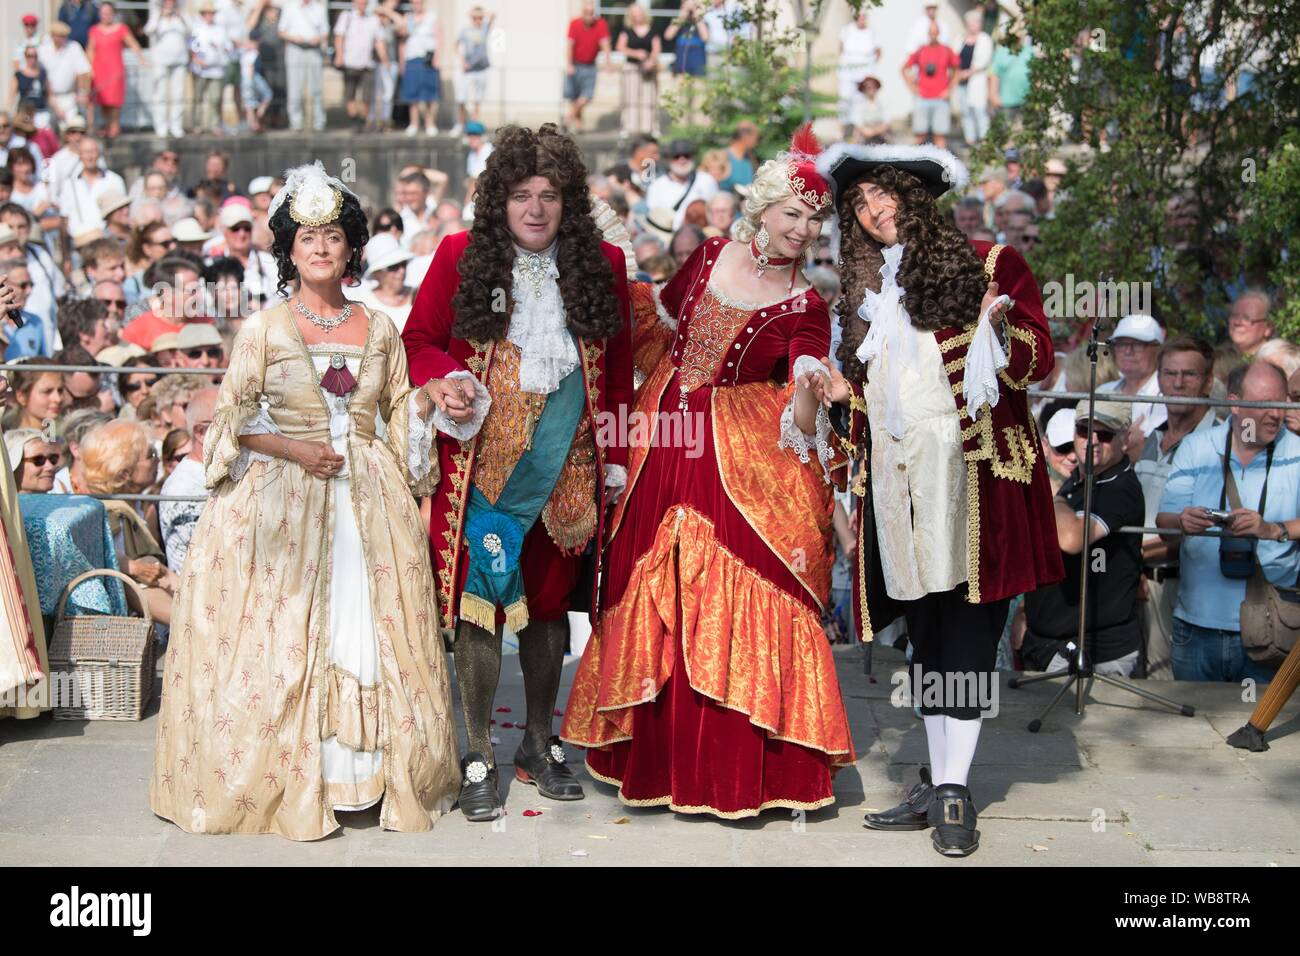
[842,240,1064,638]
[402,230,634,631]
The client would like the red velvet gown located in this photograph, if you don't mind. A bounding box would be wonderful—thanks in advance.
[562,237,855,818]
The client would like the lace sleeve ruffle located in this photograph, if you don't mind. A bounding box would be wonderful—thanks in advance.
[778,355,834,483]
[603,463,628,506]
[227,405,278,482]
[406,391,436,482]
[430,369,492,441]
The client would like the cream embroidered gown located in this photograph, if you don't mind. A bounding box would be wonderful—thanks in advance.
[150,303,460,841]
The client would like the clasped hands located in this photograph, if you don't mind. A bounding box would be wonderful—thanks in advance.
[421,376,477,423]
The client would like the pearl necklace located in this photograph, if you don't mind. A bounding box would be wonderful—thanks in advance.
[294,298,352,332]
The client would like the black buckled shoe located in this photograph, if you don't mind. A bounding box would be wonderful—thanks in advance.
[929,783,980,857]
[514,736,585,801]
[863,766,934,831]
[458,752,504,822]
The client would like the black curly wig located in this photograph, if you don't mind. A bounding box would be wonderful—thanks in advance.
[835,165,987,384]
[268,191,369,298]
[451,123,622,341]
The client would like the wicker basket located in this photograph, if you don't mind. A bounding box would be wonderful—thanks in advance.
[47,569,156,721]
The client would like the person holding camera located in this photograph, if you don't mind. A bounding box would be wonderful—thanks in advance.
[564,1,612,133]
[1156,361,1299,683]
[901,21,958,148]
[1020,401,1146,677]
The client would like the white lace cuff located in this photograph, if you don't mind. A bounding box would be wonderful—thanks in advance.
[430,370,492,441]
[780,356,834,483]
[406,391,436,481]
[964,294,1011,420]
[603,463,628,506]
[653,283,678,330]
[230,405,278,481]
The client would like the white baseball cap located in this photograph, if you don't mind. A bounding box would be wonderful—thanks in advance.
[1045,408,1076,449]
[248,176,275,197]
[1110,314,1165,344]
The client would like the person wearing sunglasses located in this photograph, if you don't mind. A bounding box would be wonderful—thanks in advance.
[173,322,225,384]
[1038,405,1079,494]
[117,357,159,415]
[643,137,720,232]
[209,203,279,304]
[0,258,47,358]
[92,278,127,325]
[1097,313,1167,445]
[4,429,62,494]
[1021,399,1145,681]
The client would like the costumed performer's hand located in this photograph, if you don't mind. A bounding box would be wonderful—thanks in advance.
[1178,506,1216,536]
[814,356,852,407]
[423,376,475,423]
[292,439,346,479]
[979,281,1013,323]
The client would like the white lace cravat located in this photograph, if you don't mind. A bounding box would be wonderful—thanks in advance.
[855,243,921,440]
[508,239,580,395]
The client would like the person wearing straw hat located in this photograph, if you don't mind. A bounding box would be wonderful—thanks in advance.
[96,187,132,243]
[345,231,414,331]
[150,160,460,840]
[810,140,1062,857]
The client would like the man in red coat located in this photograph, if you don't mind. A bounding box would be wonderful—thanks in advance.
[812,142,1064,857]
[403,124,633,821]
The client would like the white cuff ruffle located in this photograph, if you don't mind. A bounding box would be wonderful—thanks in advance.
[230,405,278,482]
[430,370,492,441]
[779,356,834,483]
[406,391,436,481]
[603,463,628,506]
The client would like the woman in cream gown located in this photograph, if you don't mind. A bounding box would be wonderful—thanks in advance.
[150,164,460,840]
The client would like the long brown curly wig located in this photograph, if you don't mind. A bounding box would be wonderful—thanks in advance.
[451,123,621,341]
[835,165,987,384]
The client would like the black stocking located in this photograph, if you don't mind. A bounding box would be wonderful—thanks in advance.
[453,619,501,765]
[517,616,568,755]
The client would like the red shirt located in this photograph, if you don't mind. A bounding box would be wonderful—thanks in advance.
[906,43,959,100]
[120,311,182,350]
[568,16,609,65]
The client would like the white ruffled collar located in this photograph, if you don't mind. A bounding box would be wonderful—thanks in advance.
[508,237,578,394]
[855,243,920,440]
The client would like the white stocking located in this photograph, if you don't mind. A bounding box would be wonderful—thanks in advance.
[941,716,983,787]
[922,714,947,786]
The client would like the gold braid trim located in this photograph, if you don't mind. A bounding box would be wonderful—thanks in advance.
[938,323,978,354]
[983,243,1005,281]
[856,494,873,642]
[849,392,868,414]
[966,459,981,604]
[584,762,838,817]
[438,340,494,631]
[999,322,1039,390]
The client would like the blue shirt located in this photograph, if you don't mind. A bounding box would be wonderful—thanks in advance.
[1159,418,1300,630]
[59,1,97,49]
[4,310,46,360]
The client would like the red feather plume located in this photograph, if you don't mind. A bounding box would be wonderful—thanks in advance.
[789,121,823,160]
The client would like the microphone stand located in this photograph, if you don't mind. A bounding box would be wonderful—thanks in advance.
[1007,316,1194,730]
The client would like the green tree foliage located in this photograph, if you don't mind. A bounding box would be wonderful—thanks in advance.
[661,0,837,157]
[972,1,1298,339]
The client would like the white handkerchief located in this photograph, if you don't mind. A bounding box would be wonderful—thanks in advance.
[963,294,1012,421]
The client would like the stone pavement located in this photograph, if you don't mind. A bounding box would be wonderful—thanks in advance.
[1,644,1298,866]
